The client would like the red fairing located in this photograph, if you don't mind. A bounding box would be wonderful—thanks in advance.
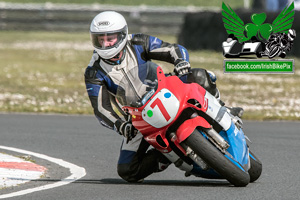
[123,66,210,152]
[176,116,211,143]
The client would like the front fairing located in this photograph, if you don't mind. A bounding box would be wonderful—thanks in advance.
[116,62,179,151]
[116,62,207,134]
[116,62,204,151]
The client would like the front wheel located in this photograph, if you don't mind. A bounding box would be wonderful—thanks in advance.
[183,130,250,187]
[248,150,262,182]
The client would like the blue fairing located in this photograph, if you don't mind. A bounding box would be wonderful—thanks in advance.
[191,123,249,178]
[219,122,249,169]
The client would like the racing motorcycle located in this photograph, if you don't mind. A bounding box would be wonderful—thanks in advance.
[259,30,295,59]
[116,61,262,187]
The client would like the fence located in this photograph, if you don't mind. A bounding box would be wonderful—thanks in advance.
[0,2,218,35]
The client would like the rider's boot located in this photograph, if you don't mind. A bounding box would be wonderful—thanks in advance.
[150,149,172,172]
[158,161,171,171]
[148,149,172,172]
[226,107,244,118]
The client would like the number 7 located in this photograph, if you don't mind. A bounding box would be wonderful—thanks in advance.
[150,98,171,121]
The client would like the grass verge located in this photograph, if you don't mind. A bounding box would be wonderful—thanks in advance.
[0,31,299,120]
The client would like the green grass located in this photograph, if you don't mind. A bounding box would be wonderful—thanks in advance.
[0,31,91,114]
[0,30,299,120]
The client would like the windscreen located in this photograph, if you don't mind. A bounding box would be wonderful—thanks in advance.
[116,61,159,108]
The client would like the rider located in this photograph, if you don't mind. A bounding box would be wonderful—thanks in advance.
[85,11,222,182]
[263,29,296,58]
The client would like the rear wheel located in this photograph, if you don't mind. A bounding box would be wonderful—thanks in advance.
[183,129,250,187]
[248,150,262,182]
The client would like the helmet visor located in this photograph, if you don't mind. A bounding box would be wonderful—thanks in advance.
[91,26,127,50]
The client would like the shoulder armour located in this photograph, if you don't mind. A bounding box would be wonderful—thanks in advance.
[85,67,97,79]
[84,67,103,85]
[131,33,149,45]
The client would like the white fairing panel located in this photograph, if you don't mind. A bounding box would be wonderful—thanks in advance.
[142,89,179,128]
[205,92,231,131]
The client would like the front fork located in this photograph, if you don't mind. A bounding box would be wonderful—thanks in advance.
[162,147,209,175]
[163,112,231,173]
[169,132,209,171]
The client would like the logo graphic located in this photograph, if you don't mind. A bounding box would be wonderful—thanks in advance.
[222,2,296,59]
[222,2,296,73]
[97,21,110,26]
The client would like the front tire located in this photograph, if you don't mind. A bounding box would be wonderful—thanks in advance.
[183,130,250,187]
[248,150,262,182]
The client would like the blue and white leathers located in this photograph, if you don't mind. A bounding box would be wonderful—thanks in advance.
[84,33,191,183]
[84,33,189,129]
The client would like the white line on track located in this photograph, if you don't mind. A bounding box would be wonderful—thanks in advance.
[0,145,86,199]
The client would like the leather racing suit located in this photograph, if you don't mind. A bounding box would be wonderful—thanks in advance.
[84,33,217,182]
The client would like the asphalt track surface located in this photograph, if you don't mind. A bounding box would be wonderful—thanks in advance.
[0,113,300,200]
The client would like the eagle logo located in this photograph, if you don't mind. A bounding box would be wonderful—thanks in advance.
[222,2,295,42]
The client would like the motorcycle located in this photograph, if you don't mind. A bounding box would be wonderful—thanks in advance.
[116,61,262,187]
[260,32,292,59]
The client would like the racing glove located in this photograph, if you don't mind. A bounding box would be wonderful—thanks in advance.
[174,59,191,76]
[114,119,138,143]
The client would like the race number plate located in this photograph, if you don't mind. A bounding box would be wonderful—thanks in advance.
[142,88,179,128]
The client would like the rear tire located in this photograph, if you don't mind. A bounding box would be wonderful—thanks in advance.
[248,150,262,182]
[183,130,250,187]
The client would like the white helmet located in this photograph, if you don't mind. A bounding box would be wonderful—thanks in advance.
[288,29,296,42]
[90,11,128,59]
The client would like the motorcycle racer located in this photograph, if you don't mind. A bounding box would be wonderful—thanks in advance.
[261,29,296,58]
[85,11,220,182]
